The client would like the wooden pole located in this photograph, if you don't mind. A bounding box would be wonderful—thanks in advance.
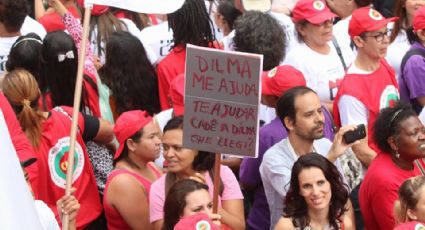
[212,153,222,214]
[62,6,92,230]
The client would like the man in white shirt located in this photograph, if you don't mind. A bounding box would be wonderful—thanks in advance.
[259,86,357,229]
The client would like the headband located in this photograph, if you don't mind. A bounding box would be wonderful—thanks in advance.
[12,37,42,49]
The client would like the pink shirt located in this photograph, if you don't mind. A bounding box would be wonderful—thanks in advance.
[149,165,243,223]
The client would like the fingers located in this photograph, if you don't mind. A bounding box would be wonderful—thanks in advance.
[189,172,206,184]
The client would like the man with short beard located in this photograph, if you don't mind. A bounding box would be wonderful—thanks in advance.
[259,86,357,229]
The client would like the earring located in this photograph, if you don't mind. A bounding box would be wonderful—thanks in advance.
[395,150,400,159]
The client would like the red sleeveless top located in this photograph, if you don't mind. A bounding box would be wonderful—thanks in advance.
[103,163,161,230]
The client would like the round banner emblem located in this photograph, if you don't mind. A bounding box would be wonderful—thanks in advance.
[379,85,399,110]
[48,137,84,188]
[196,220,211,230]
[267,67,277,78]
[313,1,325,11]
[369,9,383,20]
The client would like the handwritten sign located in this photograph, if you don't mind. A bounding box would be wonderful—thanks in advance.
[183,44,262,157]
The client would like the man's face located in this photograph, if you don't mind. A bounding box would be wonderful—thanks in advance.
[357,27,390,59]
[290,92,325,141]
[326,0,348,18]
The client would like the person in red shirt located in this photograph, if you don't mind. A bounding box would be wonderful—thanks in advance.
[157,0,220,110]
[34,0,80,32]
[2,69,114,229]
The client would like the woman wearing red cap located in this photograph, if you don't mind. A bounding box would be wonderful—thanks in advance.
[284,0,354,112]
[103,110,162,230]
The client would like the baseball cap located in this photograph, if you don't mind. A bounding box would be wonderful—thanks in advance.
[170,74,185,116]
[413,6,425,31]
[21,158,37,168]
[77,0,109,16]
[174,213,220,230]
[393,221,425,230]
[349,7,398,38]
[241,0,271,12]
[262,65,306,97]
[113,110,153,160]
[292,0,337,24]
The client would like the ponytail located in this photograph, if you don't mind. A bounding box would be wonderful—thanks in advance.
[2,69,45,148]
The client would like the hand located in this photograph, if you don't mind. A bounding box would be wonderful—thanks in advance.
[57,187,80,223]
[189,172,206,184]
[93,55,102,70]
[208,213,222,226]
[49,0,67,17]
[327,125,362,162]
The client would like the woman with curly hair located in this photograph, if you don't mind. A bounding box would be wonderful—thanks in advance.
[149,116,244,230]
[359,101,425,229]
[99,31,160,119]
[274,153,354,230]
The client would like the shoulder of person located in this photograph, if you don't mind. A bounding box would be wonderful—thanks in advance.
[274,217,295,230]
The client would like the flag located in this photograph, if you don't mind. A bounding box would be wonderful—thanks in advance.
[85,0,185,14]
[0,110,43,229]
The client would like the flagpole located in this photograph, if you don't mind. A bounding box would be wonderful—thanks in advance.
[62,5,92,230]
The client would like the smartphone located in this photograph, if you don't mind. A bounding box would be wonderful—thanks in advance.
[343,124,366,144]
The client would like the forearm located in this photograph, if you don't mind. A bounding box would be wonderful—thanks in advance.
[34,0,46,20]
[352,140,376,167]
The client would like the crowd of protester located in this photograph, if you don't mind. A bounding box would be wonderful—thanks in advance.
[2,0,425,229]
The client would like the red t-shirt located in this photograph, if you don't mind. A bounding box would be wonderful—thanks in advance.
[33,106,101,229]
[359,153,421,230]
[38,6,80,32]
[333,59,399,152]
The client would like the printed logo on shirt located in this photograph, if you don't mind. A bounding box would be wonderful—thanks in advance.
[313,1,325,11]
[415,223,425,230]
[369,9,383,21]
[48,137,85,188]
[379,85,399,109]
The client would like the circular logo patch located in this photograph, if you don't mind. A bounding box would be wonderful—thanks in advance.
[416,223,425,230]
[369,9,383,20]
[196,220,211,230]
[379,85,399,110]
[267,67,277,78]
[48,137,85,188]
[313,1,325,11]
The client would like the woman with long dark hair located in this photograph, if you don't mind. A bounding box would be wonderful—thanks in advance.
[99,31,160,119]
[274,153,354,230]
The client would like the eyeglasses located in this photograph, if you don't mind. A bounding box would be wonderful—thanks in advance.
[361,30,390,43]
[311,18,335,27]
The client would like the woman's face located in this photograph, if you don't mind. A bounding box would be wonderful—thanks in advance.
[162,129,198,175]
[130,121,162,162]
[394,116,425,161]
[182,189,213,217]
[298,167,332,212]
[298,19,334,47]
[405,0,425,23]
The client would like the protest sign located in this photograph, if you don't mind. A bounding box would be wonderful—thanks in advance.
[183,44,263,158]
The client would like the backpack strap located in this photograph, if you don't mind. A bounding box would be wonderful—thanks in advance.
[332,36,347,70]
[400,48,425,74]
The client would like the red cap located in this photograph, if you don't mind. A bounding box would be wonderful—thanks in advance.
[174,213,220,230]
[349,7,398,38]
[413,6,425,31]
[292,0,337,24]
[113,110,152,160]
[77,0,110,16]
[393,221,425,230]
[170,74,185,116]
[262,65,306,97]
